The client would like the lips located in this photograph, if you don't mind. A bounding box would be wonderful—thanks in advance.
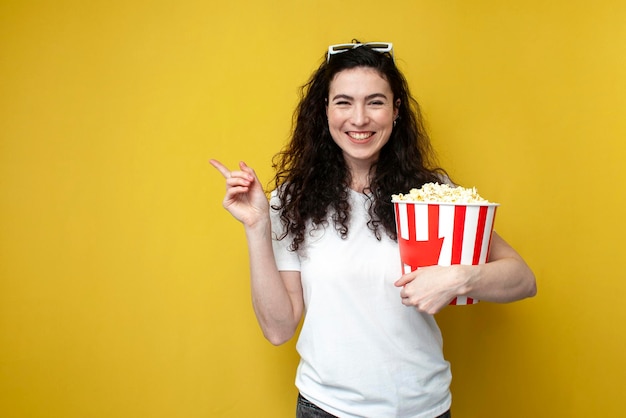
[347,131,375,141]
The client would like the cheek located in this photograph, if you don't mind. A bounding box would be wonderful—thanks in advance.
[326,112,342,129]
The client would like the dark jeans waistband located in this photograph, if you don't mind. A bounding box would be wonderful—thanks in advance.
[296,393,451,418]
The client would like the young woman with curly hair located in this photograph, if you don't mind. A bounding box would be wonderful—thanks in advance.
[211,41,536,418]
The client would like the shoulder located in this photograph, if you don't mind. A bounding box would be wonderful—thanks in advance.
[269,184,290,207]
[436,172,455,186]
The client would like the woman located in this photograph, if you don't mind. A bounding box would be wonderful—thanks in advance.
[210,41,536,418]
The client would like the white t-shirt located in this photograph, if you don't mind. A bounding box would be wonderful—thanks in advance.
[271,189,452,418]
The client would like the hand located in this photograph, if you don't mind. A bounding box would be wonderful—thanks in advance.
[394,265,468,314]
[209,159,270,228]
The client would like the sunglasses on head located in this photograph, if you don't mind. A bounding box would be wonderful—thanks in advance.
[327,42,394,63]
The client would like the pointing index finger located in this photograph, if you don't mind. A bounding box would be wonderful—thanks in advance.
[209,159,231,179]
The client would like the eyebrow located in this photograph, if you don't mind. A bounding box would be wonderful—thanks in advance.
[330,93,390,101]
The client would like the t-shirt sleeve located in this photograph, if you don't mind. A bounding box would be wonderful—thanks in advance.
[269,191,301,272]
[438,173,455,186]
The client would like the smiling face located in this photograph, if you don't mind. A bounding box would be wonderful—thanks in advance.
[326,66,399,173]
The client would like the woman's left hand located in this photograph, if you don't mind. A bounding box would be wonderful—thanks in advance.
[394,265,469,315]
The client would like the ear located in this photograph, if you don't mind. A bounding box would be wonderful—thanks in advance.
[394,99,401,119]
[325,97,329,118]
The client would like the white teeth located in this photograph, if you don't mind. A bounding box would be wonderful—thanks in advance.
[348,132,374,140]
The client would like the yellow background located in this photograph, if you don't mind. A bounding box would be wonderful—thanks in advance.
[1,0,624,417]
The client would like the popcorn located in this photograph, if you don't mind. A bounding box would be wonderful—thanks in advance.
[391,182,494,204]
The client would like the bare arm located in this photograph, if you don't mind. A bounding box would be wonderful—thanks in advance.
[210,159,304,345]
[395,232,537,314]
[463,232,537,302]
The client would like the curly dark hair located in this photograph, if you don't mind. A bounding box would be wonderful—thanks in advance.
[271,42,446,251]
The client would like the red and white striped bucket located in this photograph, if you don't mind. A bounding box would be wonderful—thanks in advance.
[393,201,499,305]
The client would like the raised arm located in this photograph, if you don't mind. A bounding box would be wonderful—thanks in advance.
[210,159,304,345]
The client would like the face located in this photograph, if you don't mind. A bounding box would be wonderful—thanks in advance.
[326,67,399,170]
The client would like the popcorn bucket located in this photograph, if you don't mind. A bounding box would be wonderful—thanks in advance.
[393,201,499,305]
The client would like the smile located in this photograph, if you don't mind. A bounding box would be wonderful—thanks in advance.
[347,132,375,141]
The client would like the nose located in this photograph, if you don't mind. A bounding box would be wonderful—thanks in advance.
[350,104,369,126]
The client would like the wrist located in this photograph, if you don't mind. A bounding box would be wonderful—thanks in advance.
[454,264,478,296]
[244,215,272,237]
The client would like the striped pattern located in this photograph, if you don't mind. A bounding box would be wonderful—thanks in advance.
[394,202,498,305]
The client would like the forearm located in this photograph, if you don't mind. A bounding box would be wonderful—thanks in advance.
[244,220,303,345]
[462,233,537,303]
[462,258,536,303]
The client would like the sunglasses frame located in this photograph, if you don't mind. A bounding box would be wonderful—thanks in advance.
[326,42,395,63]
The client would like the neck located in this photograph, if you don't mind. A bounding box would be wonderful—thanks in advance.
[349,168,372,193]
[345,156,376,192]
